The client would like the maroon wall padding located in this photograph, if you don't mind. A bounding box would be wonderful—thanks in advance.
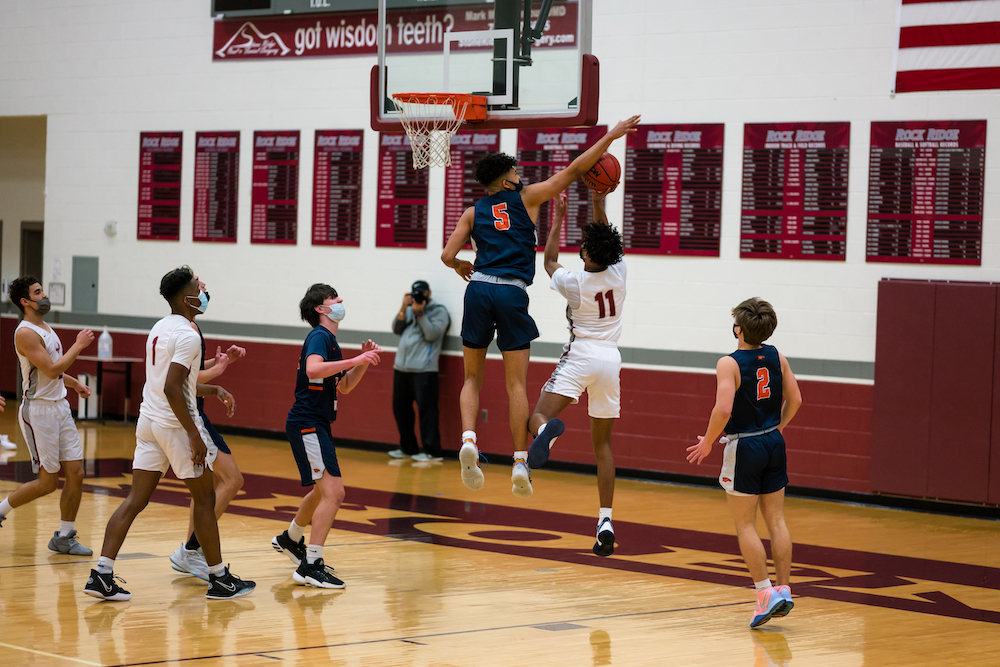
[926,283,995,503]
[870,280,936,497]
[992,290,1000,504]
[0,319,875,494]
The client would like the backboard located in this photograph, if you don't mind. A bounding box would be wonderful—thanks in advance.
[371,0,597,131]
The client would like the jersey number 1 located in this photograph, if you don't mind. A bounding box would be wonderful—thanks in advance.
[150,337,159,365]
[595,290,616,318]
[756,368,771,400]
[492,203,511,231]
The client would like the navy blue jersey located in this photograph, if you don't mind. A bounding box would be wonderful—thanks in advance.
[288,326,345,423]
[472,190,537,285]
[725,344,783,434]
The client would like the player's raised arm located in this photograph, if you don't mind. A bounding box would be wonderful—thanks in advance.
[544,192,568,278]
[521,115,640,209]
[441,206,475,281]
[592,190,609,226]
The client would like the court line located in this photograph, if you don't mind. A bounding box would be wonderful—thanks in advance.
[108,600,750,666]
[0,641,104,666]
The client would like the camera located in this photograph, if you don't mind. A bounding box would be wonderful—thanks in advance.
[411,290,427,304]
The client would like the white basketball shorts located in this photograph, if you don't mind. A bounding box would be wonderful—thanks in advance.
[133,413,217,480]
[18,398,83,474]
[541,339,621,419]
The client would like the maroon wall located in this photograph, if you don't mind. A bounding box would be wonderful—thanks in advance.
[1,317,873,494]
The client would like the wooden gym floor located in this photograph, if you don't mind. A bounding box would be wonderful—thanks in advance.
[0,404,998,666]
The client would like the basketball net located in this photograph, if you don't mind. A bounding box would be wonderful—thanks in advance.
[391,93,486,169]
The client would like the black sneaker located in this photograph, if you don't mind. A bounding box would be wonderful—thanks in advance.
[83,569,132,601]
[528,418,564,469]
[206,566,255,599]
[292,558,345,589]
[593,517,615,557]
[272,530,307,565]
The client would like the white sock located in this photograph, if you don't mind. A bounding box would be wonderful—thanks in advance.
[754,578,773,591]
[599,508,613,523]
[462,430,477,444]
[97,556,114,575]
[208,562,225,577]
[514,450,527,462]
[59,520,74,536]
[0,497,12,518]
[288,520,305,543]
[307,544,323,565]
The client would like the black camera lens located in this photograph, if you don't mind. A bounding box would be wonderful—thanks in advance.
[411,291,426,304]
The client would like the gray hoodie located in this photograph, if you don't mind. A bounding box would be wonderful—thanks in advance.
[392,300,450,373]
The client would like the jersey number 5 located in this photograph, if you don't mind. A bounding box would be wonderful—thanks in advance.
[492,203,511,231]
[756,367,771,400]
[595,290,616,319]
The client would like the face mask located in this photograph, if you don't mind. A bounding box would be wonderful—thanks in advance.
[187,291,210,314]
[326,303,346,322]
[732,324,740,340]
[33,296,52,316]
[506,178,524,193]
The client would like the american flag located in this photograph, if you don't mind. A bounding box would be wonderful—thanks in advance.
[894,0,1000,93]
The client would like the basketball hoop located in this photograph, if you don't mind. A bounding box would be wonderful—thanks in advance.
[391,93,487,169]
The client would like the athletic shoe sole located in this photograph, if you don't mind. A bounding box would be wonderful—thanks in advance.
[292,571,346,589]
[272,535,303,565]
[459,442,485,491]
[593,529,615,557]
[772,598,794,618]
[527,418,564,469]
[511,463,532,498]
[170,556,209,582]
[206,586,255,600]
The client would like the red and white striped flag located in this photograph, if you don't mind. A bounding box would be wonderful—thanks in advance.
[894,0,1000,93]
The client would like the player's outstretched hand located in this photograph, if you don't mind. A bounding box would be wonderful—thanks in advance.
[75,379,92,399]
[225,344,246,363]
[608,115,641,141]
[215,386,236,417]
[76,329,95,349]
[454,259,475,282]
[686,435,713,465]
[361,339,381,354]
[553,191,568,223]
[214,346,231,373]
[358,350,381,367]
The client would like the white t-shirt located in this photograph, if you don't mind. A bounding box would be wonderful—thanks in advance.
[549,261,627,343]
[15,320,67,401]
[139,314,201,428]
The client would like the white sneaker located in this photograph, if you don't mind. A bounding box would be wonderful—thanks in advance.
[511,459,533,498]
[0,435,15,451]
[411,452,443,462]
[169,542,209,581]
[459,440,485,490]
[387,449,409,459]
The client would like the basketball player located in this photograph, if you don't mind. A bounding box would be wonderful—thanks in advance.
[526,190,625,557]
[84,267,254,601]
[0,277,94,555]
[686,297,802,628]
[441,115,641,498]
[271,283,381,589]
[169,273,247,581]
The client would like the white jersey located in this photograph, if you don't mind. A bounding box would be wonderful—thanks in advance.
[139,314,202,428]
[549,260,627,343]
[15,320,67,401]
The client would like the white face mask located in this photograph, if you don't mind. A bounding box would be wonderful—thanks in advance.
[325,303,345,322]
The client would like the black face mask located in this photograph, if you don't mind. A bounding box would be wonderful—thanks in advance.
[733,324,740,340]
[33,296,52,316]
[506,178,524,193]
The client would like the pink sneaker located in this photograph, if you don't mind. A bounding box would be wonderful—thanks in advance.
[750,587,784,628]
[772,584,794,617]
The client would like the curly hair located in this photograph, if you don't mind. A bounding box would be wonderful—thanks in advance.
[159,266,195,303]
[732,297,777,346]
[300,283,338,328]
[473,152,518,187]
[580,222,624,269]
[9,275,41,313]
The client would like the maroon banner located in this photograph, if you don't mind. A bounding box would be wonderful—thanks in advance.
[313,130,364,247]
[517,126,607,251]
[443,129,500,249]
[741,122,850,261]
[376,133,428,248]
[867,120,985,266]
[137,132,182,241]
[623,124,724,256]
[251,130,299,245]
[193,131,239,243]
[214,1,578,60]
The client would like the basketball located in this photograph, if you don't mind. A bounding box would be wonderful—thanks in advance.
[582,152,621,193]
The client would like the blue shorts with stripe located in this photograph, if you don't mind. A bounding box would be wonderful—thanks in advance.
[199,409,231,455]
[286,419,341,486]
[719,429,787,495]
[461,280,539,351]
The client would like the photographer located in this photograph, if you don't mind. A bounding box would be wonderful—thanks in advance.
[389,280,450,461]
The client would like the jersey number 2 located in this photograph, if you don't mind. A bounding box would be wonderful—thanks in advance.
[492,203,511,231]
[595,290,616,318]
[756,368,771,400]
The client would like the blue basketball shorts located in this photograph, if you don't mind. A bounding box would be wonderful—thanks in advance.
[199,409,231,455]
[461,280,539,351]
[286,420,341,486]
[719,429,788,496]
